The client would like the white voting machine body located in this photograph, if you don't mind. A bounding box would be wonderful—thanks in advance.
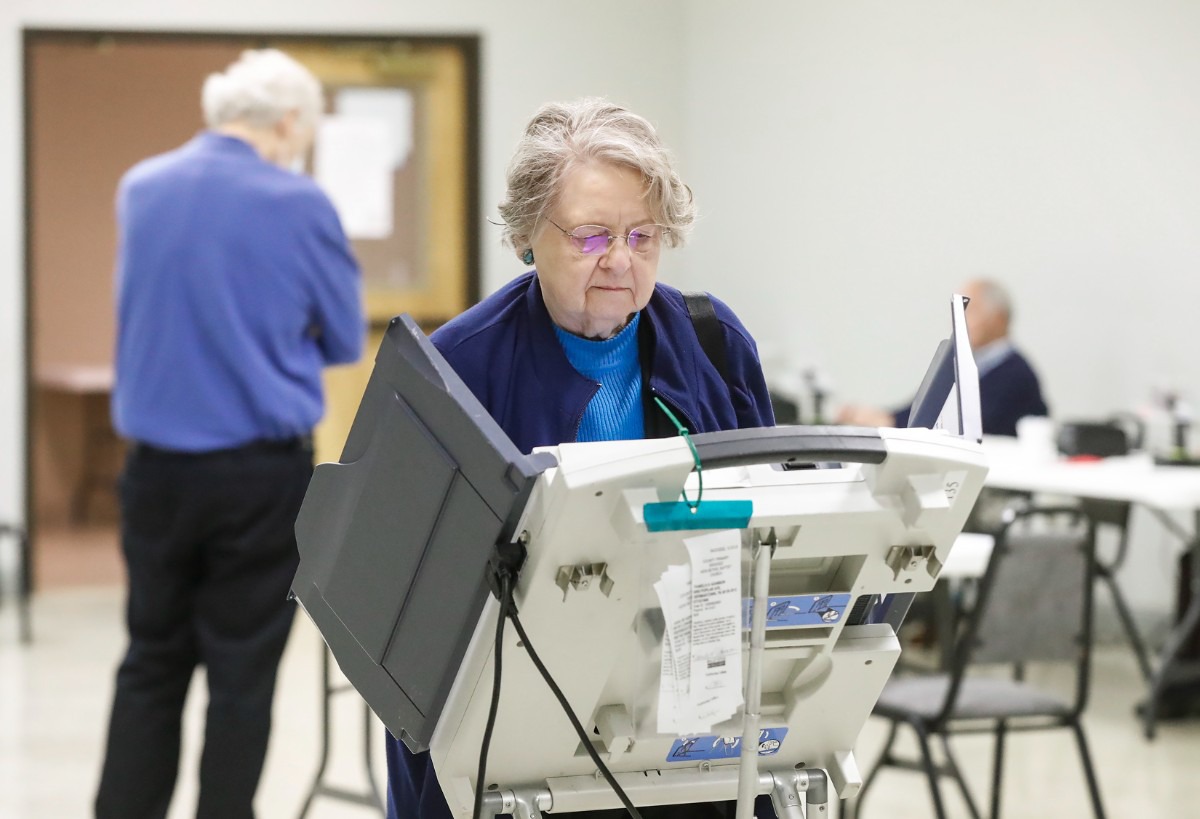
[291,294,983,819]
[430,428,987,817]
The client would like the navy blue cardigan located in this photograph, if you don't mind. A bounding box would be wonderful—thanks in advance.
[385,271,776,819]
[895,346,1048,437]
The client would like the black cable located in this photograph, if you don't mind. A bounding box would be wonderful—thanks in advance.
[473,573,511,819]
[506,607,644,819]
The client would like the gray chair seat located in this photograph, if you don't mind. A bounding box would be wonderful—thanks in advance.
[875,675,1071,721]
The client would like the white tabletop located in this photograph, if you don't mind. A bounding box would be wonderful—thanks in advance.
[982,435,1200,513]
[942,532,995,580]
[36,364,114,394]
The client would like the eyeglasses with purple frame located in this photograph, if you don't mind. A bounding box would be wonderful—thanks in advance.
[546,219,669,255]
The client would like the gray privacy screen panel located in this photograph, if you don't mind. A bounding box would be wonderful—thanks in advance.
[291,315,552,752]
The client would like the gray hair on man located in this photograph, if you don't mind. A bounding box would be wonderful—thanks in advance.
[201,49,323,130]
[498,97,696,255]
[969,278,1014,324]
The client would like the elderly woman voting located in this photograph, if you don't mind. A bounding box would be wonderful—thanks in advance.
[385,98,776,819]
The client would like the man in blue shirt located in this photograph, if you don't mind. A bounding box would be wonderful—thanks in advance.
[96,49,364,819]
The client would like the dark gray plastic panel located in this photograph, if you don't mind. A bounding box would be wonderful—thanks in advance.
[291,315,553,753]
[382,473,502,713]
[320,394,457,663]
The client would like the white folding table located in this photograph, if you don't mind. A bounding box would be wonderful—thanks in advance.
[981,435,1200,738]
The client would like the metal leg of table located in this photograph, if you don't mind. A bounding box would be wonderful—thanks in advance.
[1096,566,1155,683]
[1,524,32,644]
[1141,510,1200,739]
[297,644,385,817]
[18,525,31,643]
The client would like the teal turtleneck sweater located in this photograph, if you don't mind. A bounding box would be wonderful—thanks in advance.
[552,313,644,442]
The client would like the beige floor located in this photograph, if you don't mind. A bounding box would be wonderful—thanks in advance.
[0,587,388,819]
[33,523,124,589]
[2,587,1200,819]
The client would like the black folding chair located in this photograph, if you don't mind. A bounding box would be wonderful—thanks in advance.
[855,507,1106,819]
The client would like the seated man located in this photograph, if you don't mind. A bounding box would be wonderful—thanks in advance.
[838,278,1048,436]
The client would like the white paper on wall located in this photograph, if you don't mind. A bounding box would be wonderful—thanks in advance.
[334,87,415,170]
[313,115,394,240]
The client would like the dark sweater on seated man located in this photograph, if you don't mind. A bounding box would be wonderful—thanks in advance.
[893,339,1048,437]
[837,278,1049,436]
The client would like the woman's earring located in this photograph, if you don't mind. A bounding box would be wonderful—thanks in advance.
[522,248,535,266]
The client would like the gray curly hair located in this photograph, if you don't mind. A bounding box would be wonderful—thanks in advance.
[498,98,696,254]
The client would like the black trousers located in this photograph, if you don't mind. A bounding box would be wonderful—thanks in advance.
[95,440,313,819]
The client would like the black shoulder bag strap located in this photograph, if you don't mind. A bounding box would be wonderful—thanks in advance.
[682,290,731,385]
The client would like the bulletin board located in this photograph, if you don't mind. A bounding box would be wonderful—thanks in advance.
[281,38,480,326]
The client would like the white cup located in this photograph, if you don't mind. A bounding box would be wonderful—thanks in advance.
[1016,415,1058,463]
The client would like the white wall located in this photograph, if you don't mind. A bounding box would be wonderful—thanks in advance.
[681,0,1200,424]
[6,1,1200,623]
[1,8,23,522]
[679,0,1200,622]
[0,0,689,523]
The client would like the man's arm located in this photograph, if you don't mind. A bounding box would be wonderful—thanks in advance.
[301,193,365,365]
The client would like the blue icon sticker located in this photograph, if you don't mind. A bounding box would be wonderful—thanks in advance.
[743,593,851,629]
[665,728,789,762]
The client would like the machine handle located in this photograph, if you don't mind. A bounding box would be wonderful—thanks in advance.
[689,425,887,469]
